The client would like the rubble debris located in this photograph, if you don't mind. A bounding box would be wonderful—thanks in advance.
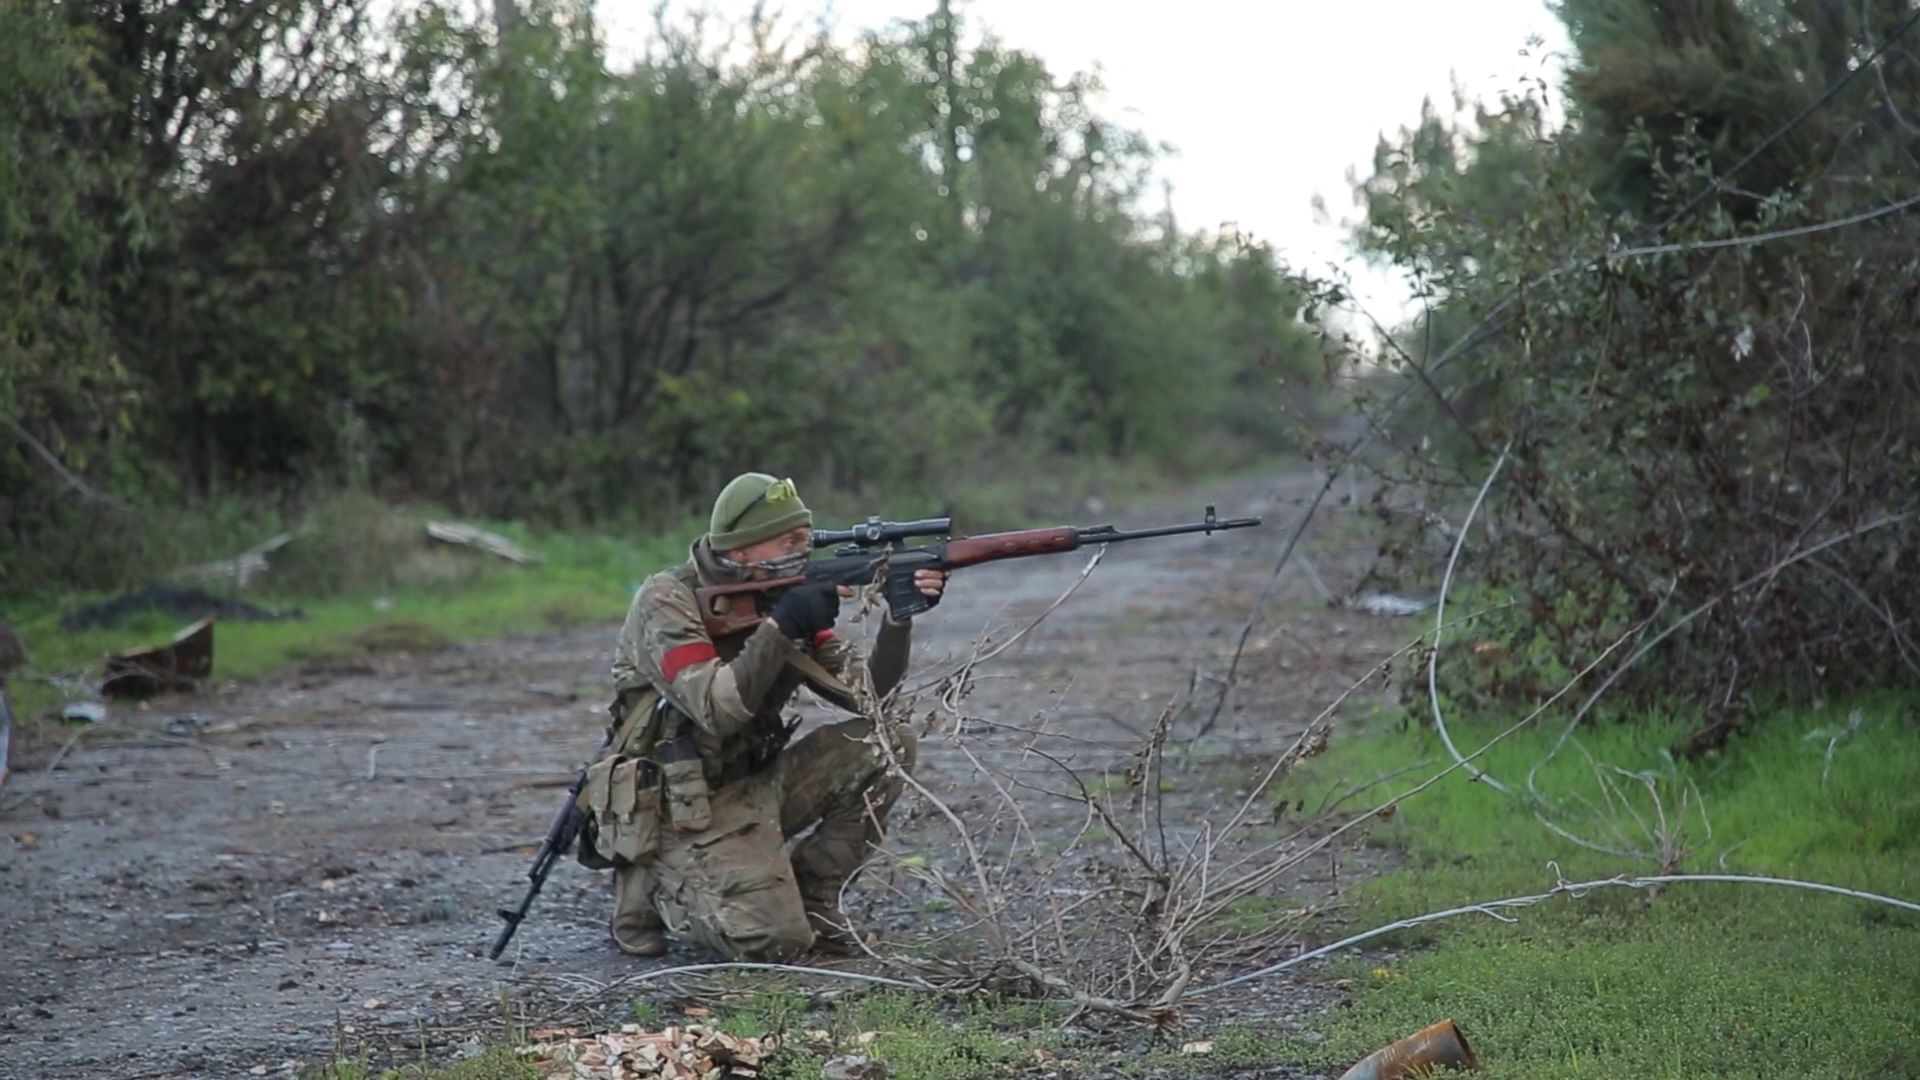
[426,521,541,565]
[1336,1018,1480,1080]
[517,1023,775,1078]
[101,616,214,699]
[61,585,301,631]
[821,1056,888,1080]
[61,702,107,724]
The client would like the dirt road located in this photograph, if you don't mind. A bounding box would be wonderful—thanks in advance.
[0,470,1409,1079]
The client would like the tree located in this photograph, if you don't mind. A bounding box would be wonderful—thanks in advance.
[1348,0,1920,743]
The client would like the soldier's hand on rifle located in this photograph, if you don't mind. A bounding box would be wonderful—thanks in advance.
[914,569,947,600]
[769,582,840,640]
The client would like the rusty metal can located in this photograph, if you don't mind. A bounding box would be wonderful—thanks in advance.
[1336,1019,1479,1080]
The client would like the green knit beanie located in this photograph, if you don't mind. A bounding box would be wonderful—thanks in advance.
[708,472,813,551]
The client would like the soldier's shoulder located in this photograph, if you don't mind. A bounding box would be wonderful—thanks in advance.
[634,560,700,608]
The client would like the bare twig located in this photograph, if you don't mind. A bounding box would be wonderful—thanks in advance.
[1210,601,1516,865]
[1811,558,1920,679]
[1529,510,1912,791]
[45,724,99,776]
[1005,957,1158,1024]
[1195,618,1647,923]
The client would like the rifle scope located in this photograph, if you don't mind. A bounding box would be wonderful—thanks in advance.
[813,515,952,549]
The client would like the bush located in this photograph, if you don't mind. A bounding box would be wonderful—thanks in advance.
[1347,5,1920,748]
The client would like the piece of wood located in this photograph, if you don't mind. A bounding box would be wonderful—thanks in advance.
[101,616,215,698]
[425,521,541,565]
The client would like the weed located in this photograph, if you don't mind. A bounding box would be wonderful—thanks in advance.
[715,988,810,1039]
[1239,691,1920,1078]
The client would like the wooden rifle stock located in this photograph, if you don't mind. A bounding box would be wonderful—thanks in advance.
[697,575,809,637]
[693,528,1077,636]
[942,527,1079,567]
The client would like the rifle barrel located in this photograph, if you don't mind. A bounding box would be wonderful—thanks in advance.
[1078,516,1261,544]
[490,900,528,959]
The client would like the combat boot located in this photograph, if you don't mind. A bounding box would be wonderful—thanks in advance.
[612,914,667,957]
[610,862,667,957]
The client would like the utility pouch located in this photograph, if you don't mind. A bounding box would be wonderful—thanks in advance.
[576,755,661,864]
[604,758,661,862]
[658,731,712,833]
[575,756,619,870]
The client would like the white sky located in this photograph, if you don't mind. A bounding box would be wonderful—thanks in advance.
[599,0,1571,324]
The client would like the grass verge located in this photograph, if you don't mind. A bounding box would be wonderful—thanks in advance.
[1217,691,1920,1078]
[4,496,691,749]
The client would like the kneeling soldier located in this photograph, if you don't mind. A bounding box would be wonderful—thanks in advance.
[588,473,943,959]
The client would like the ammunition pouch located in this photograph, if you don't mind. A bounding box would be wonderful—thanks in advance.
[576,754,662,867]
[595,655,812,843]
[576,691,669,869]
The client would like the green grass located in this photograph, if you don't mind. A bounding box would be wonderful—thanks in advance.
[6,496,690,747]
[754,990,1065,1080]
[1216,691,1920,1079]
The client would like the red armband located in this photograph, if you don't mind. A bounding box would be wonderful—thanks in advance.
[661,642,718,681]
[811,629,836,647]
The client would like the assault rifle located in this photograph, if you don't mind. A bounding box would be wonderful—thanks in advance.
[695,504,1262,636]
[488,727,613,960]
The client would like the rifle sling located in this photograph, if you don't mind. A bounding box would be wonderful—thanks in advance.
[785,647,865,715]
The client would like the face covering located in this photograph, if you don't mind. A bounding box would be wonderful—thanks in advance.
[717,549,809,578]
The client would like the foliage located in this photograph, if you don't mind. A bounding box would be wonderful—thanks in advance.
[0,1,1323,599]
[1347,0,1920,746]
[1249,693,1920,1078]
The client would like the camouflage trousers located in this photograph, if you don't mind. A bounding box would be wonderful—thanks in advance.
[614,716,916,960]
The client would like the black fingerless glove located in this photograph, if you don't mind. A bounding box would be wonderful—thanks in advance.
[770,582,839,640]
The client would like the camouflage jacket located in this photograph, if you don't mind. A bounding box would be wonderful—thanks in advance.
[611,539,911,769]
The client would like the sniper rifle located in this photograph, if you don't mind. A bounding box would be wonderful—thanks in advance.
[695,504,1261,637]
